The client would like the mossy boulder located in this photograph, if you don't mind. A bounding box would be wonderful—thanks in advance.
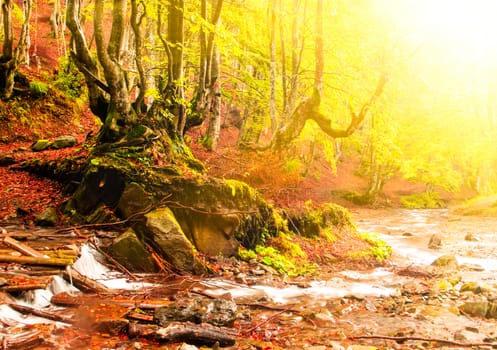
[288,202,355,238]
[31,139,52,152]
[64,154,276,273]
[431,254,459,269]
[143,207,207,274]
[34,207,58,226]
[52,135,78,149]
[106,228,157,273]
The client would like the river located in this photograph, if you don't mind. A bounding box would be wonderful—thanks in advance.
[3,209,497,348]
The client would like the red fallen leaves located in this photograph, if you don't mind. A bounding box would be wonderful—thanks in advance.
[0,166,69,221]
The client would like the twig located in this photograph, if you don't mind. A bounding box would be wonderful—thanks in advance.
[243,308,294,335]
[89,238,138,281]
[348,334,497,348]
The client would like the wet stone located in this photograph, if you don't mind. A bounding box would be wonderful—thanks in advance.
[465,233,479,241]
[154,297,238,327]
[431,254,458,269]
[34,207,58,226]
[428,234,442,249]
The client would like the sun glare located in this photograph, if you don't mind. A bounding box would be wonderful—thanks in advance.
[406,0,497,60]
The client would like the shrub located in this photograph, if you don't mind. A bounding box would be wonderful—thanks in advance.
[400,192,446,209]
[29,81,49,97]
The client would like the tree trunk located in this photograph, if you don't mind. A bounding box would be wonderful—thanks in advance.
[268,0,278,134]
[269,0,387,151]
[205,45,221,150]
[191,0,224,149]
[94,0,135,142]
[66,0,109,122]
[166,0,186,135]
[0,0,31,100]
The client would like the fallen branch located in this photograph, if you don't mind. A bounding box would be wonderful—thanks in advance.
[8,303,75,324]
[51,291,173,309]
[0,329,43,349]
[0,255,73,266]
[63,267,113,294]
[2,236,47,258]
[349,334,497,348]
[128,321,236,347]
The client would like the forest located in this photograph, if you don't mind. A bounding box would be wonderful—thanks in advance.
[1,0,497,348]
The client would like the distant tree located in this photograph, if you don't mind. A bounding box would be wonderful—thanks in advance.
[270,0,387,150]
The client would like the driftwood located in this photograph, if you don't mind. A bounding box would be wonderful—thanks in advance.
[63,268,112,294]
[2,236,47,258]
[51,292,173,309]
[0,275,53,292]
[0,329,43,349]
[0,255,73,266]
[8,303,75,324]
[128,321,237,347]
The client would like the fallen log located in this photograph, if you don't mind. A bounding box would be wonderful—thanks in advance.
[2,236,47,258]
[51,292,173,309]
[63,267,112,294]
[0,275,53,292]
[0,255,73,266]
[8,303,75,324]
[0,329,44,349]
[128,321,237,347]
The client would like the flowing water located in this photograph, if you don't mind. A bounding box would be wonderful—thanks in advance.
[4,209,497,348]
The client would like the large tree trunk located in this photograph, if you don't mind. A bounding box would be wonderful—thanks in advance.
[191,0,224,149]
[94,0,136,141]
[66,0,109,122]
[0,0,31,100]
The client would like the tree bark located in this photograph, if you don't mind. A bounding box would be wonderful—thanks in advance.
[94,0,136,141]
[66,0,109,121]
[0,0,31,100]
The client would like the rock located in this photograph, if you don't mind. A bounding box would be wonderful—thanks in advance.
[34,207,58,226]
[0,155,15,166]
[154,297,238,327]
[428,234,442,249]
[312,310,336,326]
[460,300,489,318]
[453,330,467,341]
[178,344,198,350]
[51,135,78,149]
[144,208,207,274]
[465,233,479,241]
[460,281,488,294]
[106,228,157,273]
[94,317,129,335]
[30,139,52,152]
[117,182,152,219]
[431,254,458,269]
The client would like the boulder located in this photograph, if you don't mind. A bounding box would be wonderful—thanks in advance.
[154,297,238,327]
[431,254,458,269]
[428,234,442,249]
[34,207,58,226]
[144,208,207,274]
[117,182,152,219]
[51,135,78,149]
[106,228,157,273]
[31,139,51,152]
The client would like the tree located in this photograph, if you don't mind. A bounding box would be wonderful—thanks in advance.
[192,0,223,150]
[0,0,32,99]
[269,0,387,150]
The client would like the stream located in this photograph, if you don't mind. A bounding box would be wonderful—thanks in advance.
[3,209,497,349]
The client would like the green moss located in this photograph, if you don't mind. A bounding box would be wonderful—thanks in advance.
[400,192,446,209]
[292,201,355,238]
[356,232,392,261]
[452,196,497,216]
